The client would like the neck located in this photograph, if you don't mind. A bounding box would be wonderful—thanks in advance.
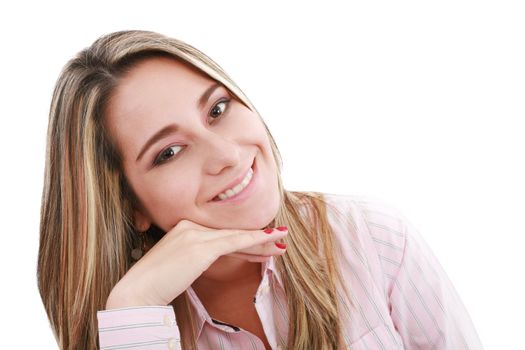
[192,256,262,299]
[195,255,262,285]
[191,257,264,322]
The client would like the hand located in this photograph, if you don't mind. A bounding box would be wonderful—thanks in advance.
[105,219,288,309]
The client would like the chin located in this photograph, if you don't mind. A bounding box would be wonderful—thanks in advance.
[216,196,281,230]
[244,196,281,229]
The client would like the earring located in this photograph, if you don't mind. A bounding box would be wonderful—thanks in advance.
[131,230,147,261]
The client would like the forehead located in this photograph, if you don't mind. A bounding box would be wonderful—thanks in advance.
[112,56,212,111]
[104,56,217,158]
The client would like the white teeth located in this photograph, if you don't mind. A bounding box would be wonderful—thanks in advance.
[240,176,250,187]
[233,183,243,193]
[216,167,253,200]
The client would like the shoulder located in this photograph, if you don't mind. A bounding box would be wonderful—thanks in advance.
[320,192,409,284]
[321,192,408,249]
[293,191,410,270]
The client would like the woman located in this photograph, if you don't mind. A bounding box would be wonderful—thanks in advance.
[37,30,483,349]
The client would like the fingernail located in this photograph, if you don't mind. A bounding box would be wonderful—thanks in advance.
[275,242,287,249]
[276,226,288,231]
[264,228,274,234]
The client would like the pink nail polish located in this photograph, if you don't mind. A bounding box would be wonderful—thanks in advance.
[264,228,273,234]
[276,226,288,231]
[275,242,287,249]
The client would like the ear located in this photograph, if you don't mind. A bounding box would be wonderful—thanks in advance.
[133,208,152,232]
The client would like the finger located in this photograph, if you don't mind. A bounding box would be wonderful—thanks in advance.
[226,239,288,260]
[209,227,289,256]
[225,252,272,263]
[191,228,252,241]
[197,226,288,242]
[182,226,279,242]
[235,240,287,256]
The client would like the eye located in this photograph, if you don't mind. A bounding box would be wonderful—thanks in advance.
[152,98,231,167]
[208,98,231,123]
[153,145,183,166]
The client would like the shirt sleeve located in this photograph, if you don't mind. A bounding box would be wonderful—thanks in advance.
[360,197,484,349]
[97,305,182,349]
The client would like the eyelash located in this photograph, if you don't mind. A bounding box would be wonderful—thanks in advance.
[152,98,231,166]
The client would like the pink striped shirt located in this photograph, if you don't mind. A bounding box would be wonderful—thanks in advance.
[97,193,484,349]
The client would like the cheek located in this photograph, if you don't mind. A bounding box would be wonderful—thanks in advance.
[139,173,199,229]
[230,112,269,144]
[224,103,258,128]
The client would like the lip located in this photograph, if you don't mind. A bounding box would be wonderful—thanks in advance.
[210,158,257,204]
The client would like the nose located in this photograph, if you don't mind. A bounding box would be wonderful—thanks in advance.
[199,132,241,175]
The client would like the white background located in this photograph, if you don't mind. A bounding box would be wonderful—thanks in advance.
[1,1,523,348]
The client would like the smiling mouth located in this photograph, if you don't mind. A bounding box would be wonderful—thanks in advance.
[211,159,256,202]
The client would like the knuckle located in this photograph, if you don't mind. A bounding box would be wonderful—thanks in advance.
[179,229,199,245]
[236,231,258,247]
[177,219,191,229]
[250,230,262,242]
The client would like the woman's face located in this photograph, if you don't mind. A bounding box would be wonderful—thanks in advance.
[105,56,280,232]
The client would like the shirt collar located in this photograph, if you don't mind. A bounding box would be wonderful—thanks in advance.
[263,255,284,288]
[185,286,208,340]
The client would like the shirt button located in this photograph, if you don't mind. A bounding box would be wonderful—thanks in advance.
[163,315,173,326]
[167,338,178,349]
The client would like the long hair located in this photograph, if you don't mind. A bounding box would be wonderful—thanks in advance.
[37,30,353,349]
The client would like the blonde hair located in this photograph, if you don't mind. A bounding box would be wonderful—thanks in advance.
[37,30,353,349]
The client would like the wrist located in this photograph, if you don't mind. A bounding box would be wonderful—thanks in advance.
[105,285,159,310]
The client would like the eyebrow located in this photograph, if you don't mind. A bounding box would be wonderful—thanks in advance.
[135,82,222,162]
